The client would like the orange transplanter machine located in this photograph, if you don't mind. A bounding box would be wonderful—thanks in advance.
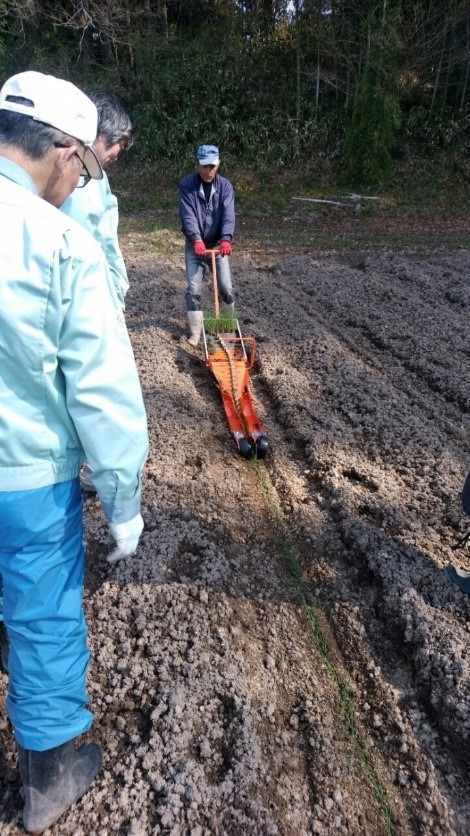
[202,250,269,459]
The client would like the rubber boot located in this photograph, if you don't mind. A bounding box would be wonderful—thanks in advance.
[220,300,234,313]
[0,621,9,674]
[18,739,102,834]
[187,311,203,347]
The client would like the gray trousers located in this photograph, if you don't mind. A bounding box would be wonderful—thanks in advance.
[184,241,234,311]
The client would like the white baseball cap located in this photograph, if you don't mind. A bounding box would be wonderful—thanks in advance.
[0,71,103,180]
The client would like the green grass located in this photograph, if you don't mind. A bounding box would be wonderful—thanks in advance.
[112,155,469,259]
[112,152,468,216]
[118,221,181,256]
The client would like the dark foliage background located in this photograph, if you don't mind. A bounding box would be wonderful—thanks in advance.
[0,1,469,187]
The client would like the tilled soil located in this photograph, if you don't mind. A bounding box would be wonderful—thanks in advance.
[1,224,469,835]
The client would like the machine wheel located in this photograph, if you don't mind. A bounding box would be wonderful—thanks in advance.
[238,438,253,459]
[256,436,269,459]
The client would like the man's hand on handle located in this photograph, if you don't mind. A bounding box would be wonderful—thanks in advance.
[194,240,206,257]
[219,241,232,257]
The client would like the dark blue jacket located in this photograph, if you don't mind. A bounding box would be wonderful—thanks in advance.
[179,173,235,246]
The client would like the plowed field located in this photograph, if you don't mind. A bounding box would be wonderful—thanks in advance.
[1,203,469,835]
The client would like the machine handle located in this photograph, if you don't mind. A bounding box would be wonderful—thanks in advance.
[205,248,220,319]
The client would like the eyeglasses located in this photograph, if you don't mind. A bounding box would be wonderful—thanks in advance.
[73,152,91,188]
[54,141,91,188]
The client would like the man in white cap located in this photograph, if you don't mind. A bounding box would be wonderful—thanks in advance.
[179,143,236,346]
[0,71,149,833]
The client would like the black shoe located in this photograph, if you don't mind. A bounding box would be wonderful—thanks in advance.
[18,739,102,833]
[445,565,470,595]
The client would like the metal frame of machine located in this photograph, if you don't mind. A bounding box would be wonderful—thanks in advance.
[201,249,269,459]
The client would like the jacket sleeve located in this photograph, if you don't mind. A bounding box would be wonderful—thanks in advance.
[62,176,129,309]
[57,227,148,524]
[179,177,203,242]
[96,190,129,309]
[219,179,235,241]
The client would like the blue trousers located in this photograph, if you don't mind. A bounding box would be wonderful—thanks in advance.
[184,241,234,311]
[0,479,93,750]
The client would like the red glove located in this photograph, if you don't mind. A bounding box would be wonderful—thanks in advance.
[193,240,206,257]
[219,241,232,257]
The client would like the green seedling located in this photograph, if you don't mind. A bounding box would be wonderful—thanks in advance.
[203,308,241,335]
[253,460,394,835]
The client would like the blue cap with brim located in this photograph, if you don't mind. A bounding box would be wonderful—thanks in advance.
[197,144,220,165]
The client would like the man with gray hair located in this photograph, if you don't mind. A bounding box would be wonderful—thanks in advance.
[61,91,133,309]
[0,71,148,833]
[61,92,135,493]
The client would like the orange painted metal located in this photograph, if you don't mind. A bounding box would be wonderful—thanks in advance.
[210,249,220,319]
[207,339,267,453]
[202,250,268,457]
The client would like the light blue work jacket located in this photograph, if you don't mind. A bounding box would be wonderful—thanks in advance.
[61,170,129,308]
[0,157,148,524]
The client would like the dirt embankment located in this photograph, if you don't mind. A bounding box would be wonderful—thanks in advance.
[1,226,469,835]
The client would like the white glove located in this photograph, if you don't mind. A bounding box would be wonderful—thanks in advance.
[108,513,144,564]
